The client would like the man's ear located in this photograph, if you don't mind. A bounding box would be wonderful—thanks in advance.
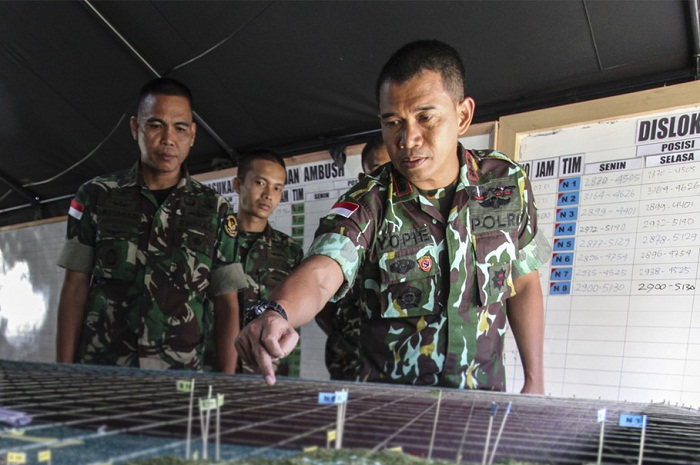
[129,116,139,140]
[233,176,242,194]
[190,121,197,147]
[457,97,475,136]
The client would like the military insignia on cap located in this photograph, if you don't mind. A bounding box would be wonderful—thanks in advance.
[418,255,433,272]
[224,214,238,237]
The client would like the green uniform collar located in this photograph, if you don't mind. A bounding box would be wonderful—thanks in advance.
[388,144,470,201]
[121,161,193,192]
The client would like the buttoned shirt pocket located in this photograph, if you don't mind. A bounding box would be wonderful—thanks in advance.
[376,246,439,318]
[473,230,517,306]
[93,215,138,281]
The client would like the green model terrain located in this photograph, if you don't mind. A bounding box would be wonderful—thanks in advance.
[125,448,543,465]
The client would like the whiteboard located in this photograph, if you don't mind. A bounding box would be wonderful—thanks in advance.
[516,105,700,406]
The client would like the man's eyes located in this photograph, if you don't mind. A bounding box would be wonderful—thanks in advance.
[145,123,189,132]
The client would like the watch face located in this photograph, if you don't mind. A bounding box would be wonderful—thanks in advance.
[246,300,285,325]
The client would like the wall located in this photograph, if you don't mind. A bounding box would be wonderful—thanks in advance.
[0,217,65,363]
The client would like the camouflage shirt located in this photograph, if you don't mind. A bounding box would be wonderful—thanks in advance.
[307,145,551,390]
[57,162,244,371]
[235,224,304,316]
[235,223,304,376]
[320,282,362,381]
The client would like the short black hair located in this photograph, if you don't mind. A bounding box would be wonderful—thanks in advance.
[237,148,287,184]
[361,136,385,172]
[375,40,465,103]
[138,77,193,110]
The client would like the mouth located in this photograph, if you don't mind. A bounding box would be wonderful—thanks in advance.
[156,152,178,162]
[399,155,426,170]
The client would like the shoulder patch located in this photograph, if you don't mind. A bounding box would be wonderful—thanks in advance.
[329,201,359,218]
[68,199,84,220]
[224,214,238,237]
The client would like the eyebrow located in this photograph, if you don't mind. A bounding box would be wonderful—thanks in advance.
[255,175,285,186]
[380,104,437,119]
[145,117,191,127]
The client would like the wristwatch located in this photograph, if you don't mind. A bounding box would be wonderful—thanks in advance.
[244,299,288,326]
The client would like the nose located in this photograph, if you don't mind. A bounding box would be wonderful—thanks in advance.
[161,125,175,145]
[400,121,423,149]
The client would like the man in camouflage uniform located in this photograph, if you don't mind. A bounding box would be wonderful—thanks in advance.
[56,78,245,372]
[315,137,390,380]
[231,149,304,376]
[236,40,551,393]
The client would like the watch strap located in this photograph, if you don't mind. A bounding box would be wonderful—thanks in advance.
[244,299,288,326]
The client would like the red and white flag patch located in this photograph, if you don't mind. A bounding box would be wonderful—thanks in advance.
[328,201,359,218]
[68,199,84,220]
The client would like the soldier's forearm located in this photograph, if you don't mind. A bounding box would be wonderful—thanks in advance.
[213,292,239,374]
[507,270,545,394]
[56,269,90,363]
[269,255,344,328]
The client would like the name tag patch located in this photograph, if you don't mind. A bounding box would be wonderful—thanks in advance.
[468,179,523,234]
[378,225,432,252]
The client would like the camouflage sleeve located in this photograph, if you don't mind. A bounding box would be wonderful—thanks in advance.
[57,238,94,273]
[512,171,552,277]
[57,182,96,273]
[210,262,247,295]
[291,240,304,268]
[304,187,379,300]
[305,232,360,300]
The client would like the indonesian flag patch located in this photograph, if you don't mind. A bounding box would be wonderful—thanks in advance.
[68,199,84,220]
[329,201,359,218]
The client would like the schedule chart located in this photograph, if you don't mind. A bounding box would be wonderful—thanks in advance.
[517,107,700,404]
[525,154,699,299]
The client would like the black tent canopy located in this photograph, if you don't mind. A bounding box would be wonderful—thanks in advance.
[0,0,696,226]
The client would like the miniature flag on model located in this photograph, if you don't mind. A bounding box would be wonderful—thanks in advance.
[488,401,512,465]
[7,452,26,464]
[596,408,607,465]
[319,390,349,449]
[619,414,648,465]
[482,402,498,465]
[0,408,32,427]
[176,379,195,459]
